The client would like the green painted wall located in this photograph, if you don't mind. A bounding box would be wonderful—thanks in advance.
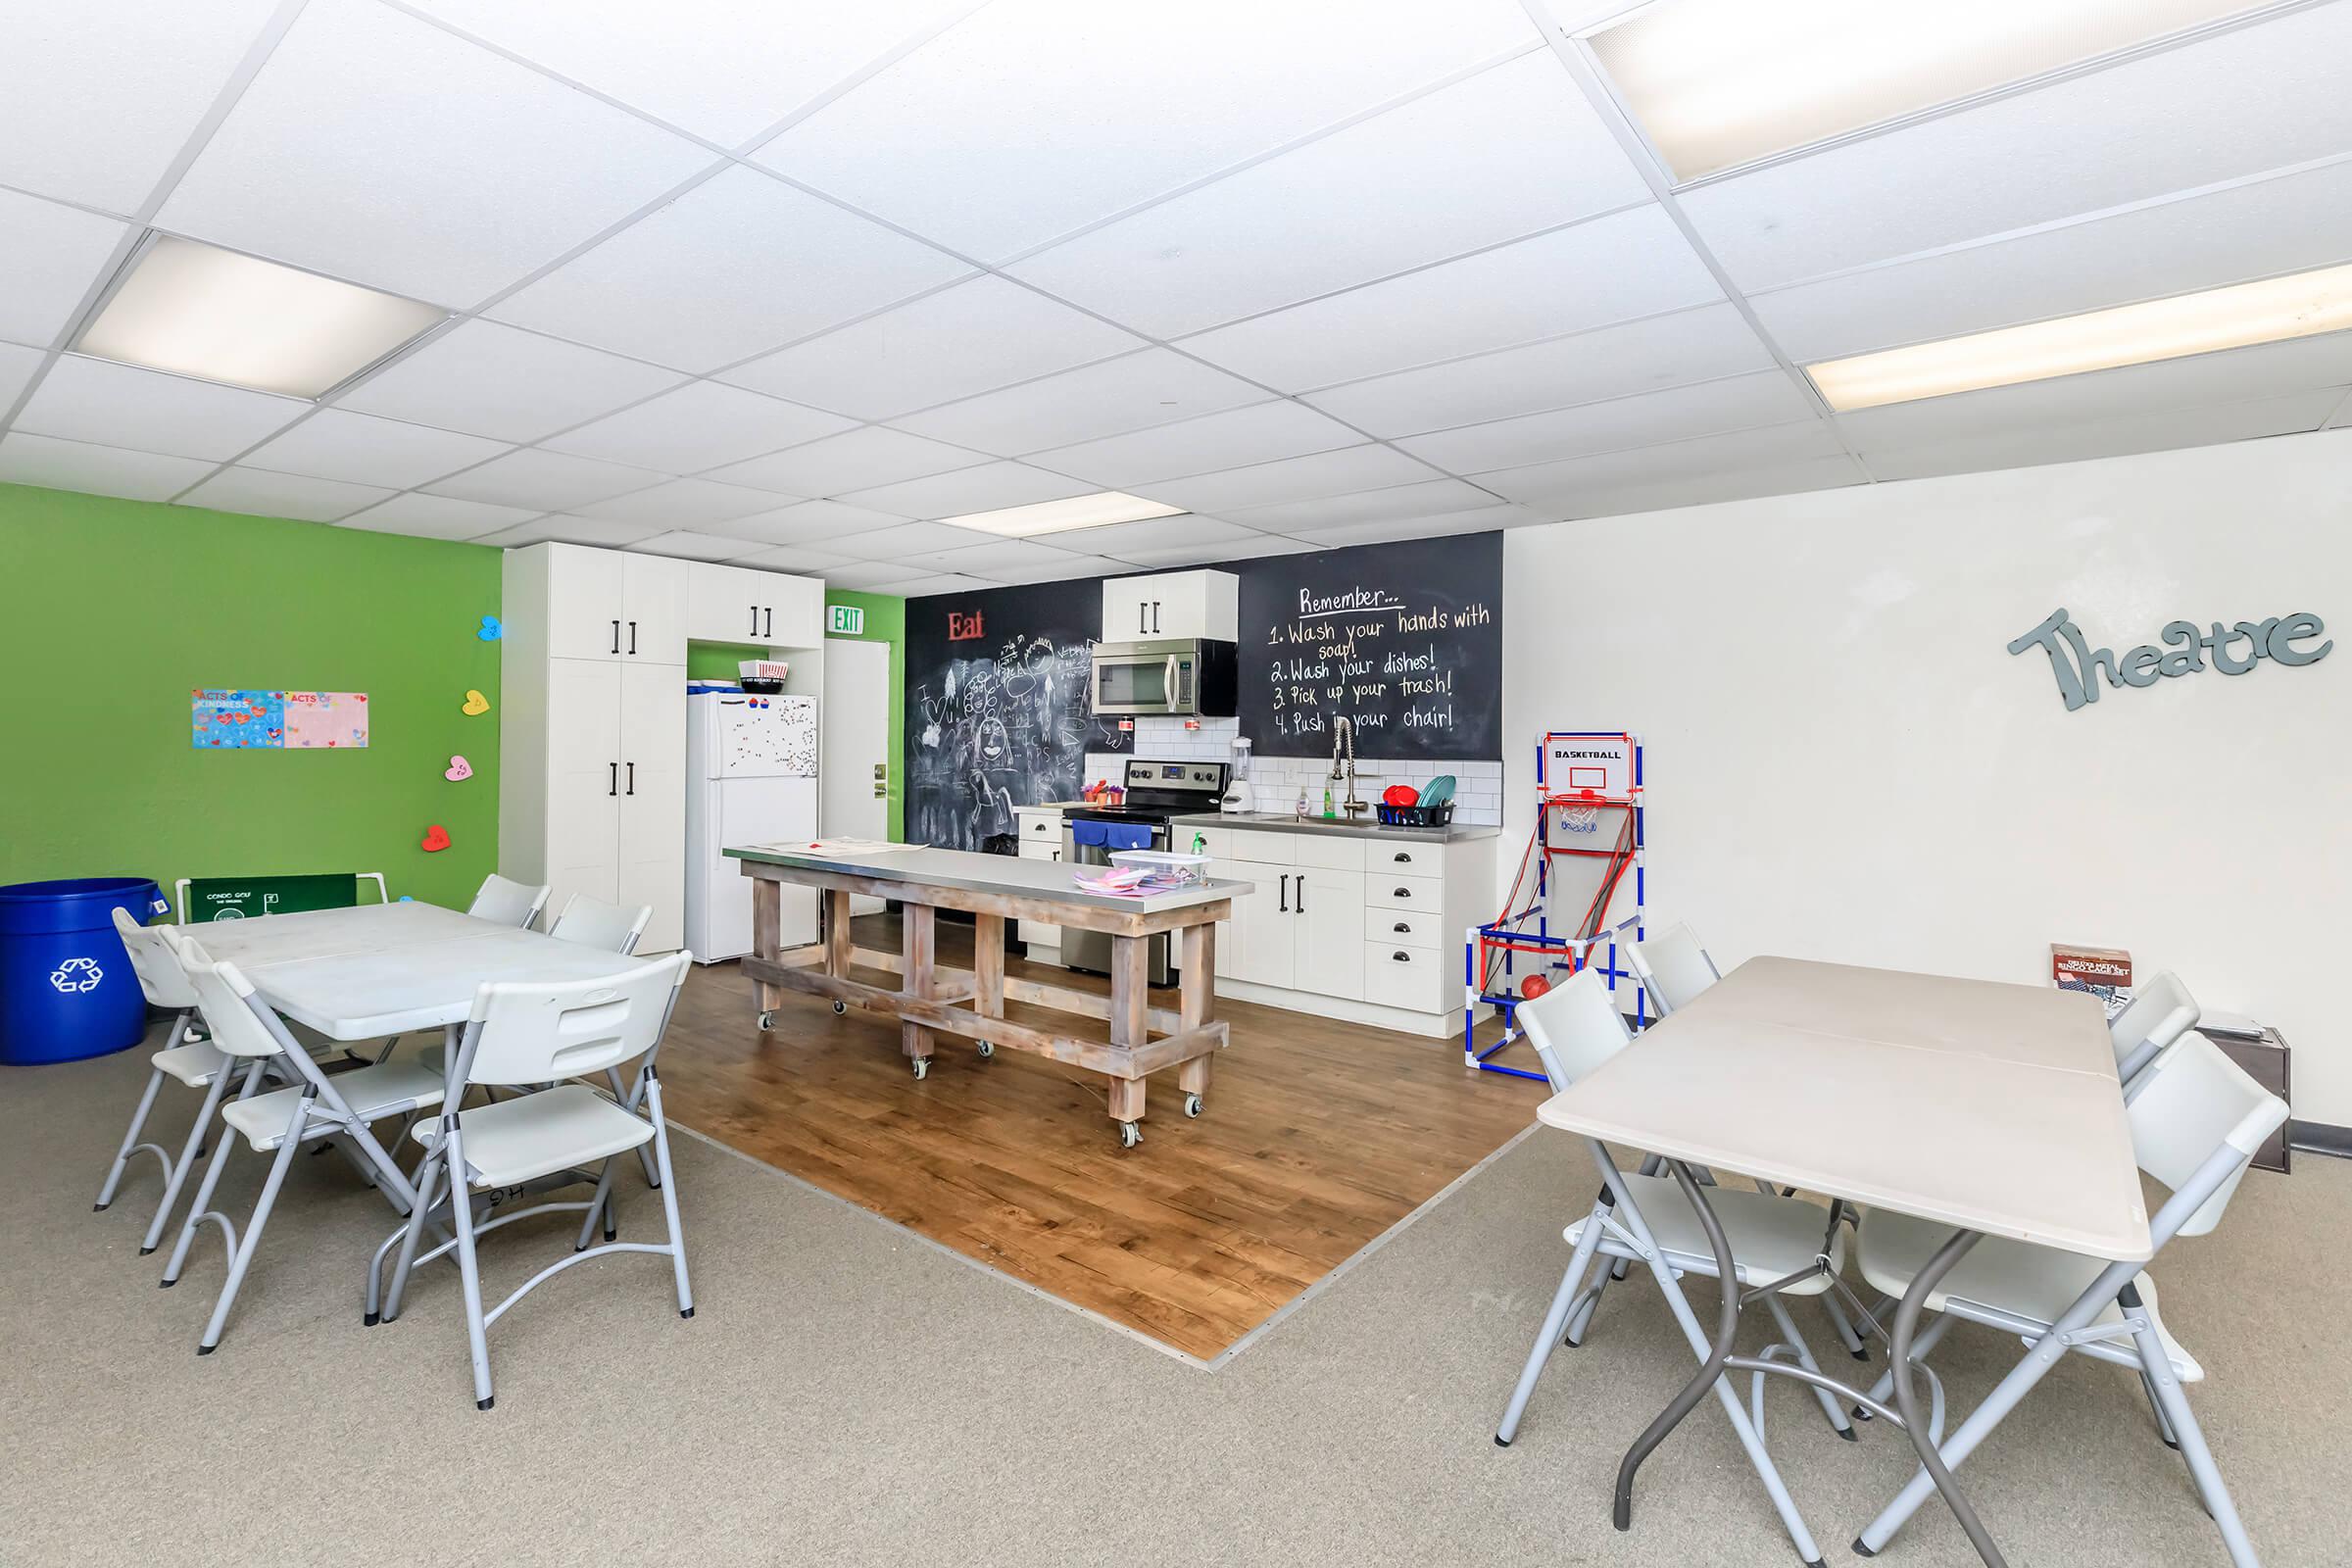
[674,593,906,840]
[0,484,504,909]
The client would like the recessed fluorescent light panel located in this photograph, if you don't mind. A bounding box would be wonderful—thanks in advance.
[1584,0,2267,182]
[940,491,1187,537]
[1806,262,2352,412]
[73,234,447,398]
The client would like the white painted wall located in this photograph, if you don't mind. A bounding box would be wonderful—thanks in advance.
[1503,428,2352,1122]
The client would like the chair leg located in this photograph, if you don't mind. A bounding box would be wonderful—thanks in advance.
[380,1148,445,1327]
[573,1157,620,1253]
[441,1125,497,1409]
[160,1060,264,1286]
[2124,1303,2258,1566]
[197,1115,308,1353]
[95,1066,168,1211]
[644,1076,694,1318]
[1855,1308,1957,1418]
[1762,1293,1856,1440]
[1495,1212,1607,1446]
[2139,1367,2180,1448]
[1821,1291,1871,1361]
[611,1067,662,1190]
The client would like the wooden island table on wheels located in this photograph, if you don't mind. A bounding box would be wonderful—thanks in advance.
[727,842,1249,1149]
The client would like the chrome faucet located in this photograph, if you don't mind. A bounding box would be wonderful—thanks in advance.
[1330,717,1367,818]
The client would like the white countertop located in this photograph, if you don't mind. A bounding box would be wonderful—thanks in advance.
[1537,956,2150,1262]
[726,841,1248,914]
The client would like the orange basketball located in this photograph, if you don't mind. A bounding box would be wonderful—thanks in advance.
[1520,973,1551,1001]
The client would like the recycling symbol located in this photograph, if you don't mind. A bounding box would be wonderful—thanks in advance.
[49,956,104,994]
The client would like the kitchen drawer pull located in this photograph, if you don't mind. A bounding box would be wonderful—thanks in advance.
[1394,852,1410,861]
[1393,886,1411,898]
[1392,951,1410,962]
[1393,921,1410,933]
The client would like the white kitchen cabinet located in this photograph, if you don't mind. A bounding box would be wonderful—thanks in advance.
[1292,865,1365,1001]
[616,662,686,954]
[1102,569,1237,642]
[1213,861,1296,990]
[1013,806,1067,955]
[686,563,824,648]
[542,543,685,663]
[540,658,622,907]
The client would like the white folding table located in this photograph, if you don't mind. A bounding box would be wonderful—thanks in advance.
[1535,956,2146,1568]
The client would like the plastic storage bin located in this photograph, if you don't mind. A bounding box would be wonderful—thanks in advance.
[0,877,170,1065]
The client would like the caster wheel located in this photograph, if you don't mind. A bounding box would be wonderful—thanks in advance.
[1118,1121,1142,1150]
[831,1000,847,1015]
[757,1010,776,1032]
[911,1056,931,1081]
[1183,1093,1202,1118]
[976,1041,995,1058]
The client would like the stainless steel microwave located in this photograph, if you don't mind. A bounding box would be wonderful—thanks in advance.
[1091,637,1238,717]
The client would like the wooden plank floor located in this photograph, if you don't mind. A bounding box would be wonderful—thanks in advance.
[658,913,1545,1360]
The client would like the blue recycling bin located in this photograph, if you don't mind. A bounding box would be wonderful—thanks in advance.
[0,877,171,1065]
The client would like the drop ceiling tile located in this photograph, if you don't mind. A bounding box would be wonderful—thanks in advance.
[16,355,305,460]
[540,380,855,472]
[1472,421,1850,507]
[892,349,1267,454]
[708,425,986,497]
[718,499,911,547]
[424,447,667,511]
[242,409,512,489]
[1680,3,2352,292]
[156,0,712,304]
[891,572,996,598]
[338,492,543,540]
[717,274,1144,419]
[1218,477,1502,533]
[0,190,129,348]
[570,476,790,525]
[0,0,283,211]
[626,529,780,561]
[490,166,972,370]
[754,0,1547,261]
[1831,331,2352,450]
[732,544,862,573]
[471,515,666,549]
[1028,400,1361,489]
[1396,371,1814,472]
[973,552,1133,583]
[1551,457,1875,521]
[1858,390,2338,483]
[0,342,43,412]
[835,461,1100,519]
[1287,510,1518,546]
[177,466,394,522]
[337,319,686,444]
[826,521,1004,560]
[822,561,933,590]
[1008,53,1647,337]
[1040,515,1265,558]
[402,0,972,146]
[1178,207,1720,391]
[1115,533,1319,567]
[1750,158,2352,365]
[1301,303,1778,437]
[1139,445,1443,514]
[0,432,215,502]
[910,538,1100,573]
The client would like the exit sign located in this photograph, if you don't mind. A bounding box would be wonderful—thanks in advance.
[827,604,864,636]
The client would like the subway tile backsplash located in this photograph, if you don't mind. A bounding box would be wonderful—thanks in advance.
[1083,715,1501,824]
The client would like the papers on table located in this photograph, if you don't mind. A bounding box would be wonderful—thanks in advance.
[760,838,920,856]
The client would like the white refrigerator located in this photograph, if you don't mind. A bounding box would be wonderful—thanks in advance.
[685,691,819,963]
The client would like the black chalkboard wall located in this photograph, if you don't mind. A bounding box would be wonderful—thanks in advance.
[1227,532,1502,761]
[905,581,1128,852]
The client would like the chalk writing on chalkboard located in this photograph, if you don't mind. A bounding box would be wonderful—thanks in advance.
[1235,533,1502,760]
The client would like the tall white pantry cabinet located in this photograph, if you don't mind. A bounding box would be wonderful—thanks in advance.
[498,542,825,956]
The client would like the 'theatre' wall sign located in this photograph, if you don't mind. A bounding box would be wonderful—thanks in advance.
[2006,608,2331,711]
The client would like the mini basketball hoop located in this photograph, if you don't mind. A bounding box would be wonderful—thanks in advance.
[1556,805,1601,836]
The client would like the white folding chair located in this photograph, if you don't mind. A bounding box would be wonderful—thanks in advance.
[1852,1033,2287,1565]
[1494,969,1859,1450]
[94,909,228,1253]
[1625,920,1721,1016]
[467,874,551,929]
[374,952,695,1411]
[2108,970,2199,1088]
[156,932,443,1353]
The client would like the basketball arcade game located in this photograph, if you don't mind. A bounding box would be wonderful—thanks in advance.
[1463,732,1647,1082]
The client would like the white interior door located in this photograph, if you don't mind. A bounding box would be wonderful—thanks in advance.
[821,637,891,915]
[544,658,622,923]
[617,662,686,953]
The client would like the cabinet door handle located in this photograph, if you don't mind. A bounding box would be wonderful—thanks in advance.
[626,761,635,797]
[610,619,620,655]
[1151,600,1160,633]
[1139,603,1148,636]
[1295,875,1306,913]
[608,761,618,797]
[1277,874,1289,912]
[627,619,637,656]
[762,606,772,639]
[751,605,760,637]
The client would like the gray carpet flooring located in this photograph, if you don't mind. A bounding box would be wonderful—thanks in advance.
[4,1031,2342,1567]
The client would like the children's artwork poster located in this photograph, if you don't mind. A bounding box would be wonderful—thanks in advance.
[192,689,368,749]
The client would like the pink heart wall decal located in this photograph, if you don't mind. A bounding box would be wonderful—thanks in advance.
[445,755,473,782]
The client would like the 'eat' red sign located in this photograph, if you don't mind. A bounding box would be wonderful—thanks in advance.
[948,611,985,641]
